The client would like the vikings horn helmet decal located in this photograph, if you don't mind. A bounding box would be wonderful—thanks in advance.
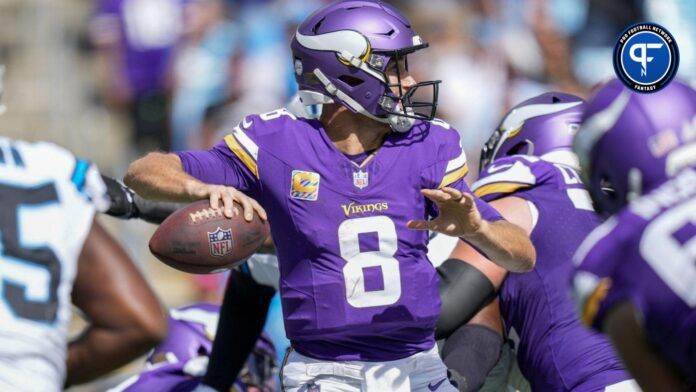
[291,1,440,132]
[480,92,585,171]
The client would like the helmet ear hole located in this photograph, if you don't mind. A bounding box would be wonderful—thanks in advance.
[312,17,326,34]
[508,141,531,156]
[338,75,364,87]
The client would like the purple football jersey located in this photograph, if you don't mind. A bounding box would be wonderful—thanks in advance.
[177,109,502,361]
[473,156,630,391]
[574,168,696,382]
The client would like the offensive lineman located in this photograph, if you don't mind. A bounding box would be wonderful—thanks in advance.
[440,93,638,391]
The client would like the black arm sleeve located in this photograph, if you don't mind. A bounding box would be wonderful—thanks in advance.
[441,324,503,391]
[435,258,497,340]
[202,269,276,392]
[101,175,184,224]
[132,194,185,224]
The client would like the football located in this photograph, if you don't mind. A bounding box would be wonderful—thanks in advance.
[149,200,270,274]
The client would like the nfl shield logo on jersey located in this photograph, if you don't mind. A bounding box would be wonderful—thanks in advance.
[353,170,369,189]
[208,228,233,257]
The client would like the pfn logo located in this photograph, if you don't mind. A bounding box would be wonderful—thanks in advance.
[629,43,663,76]
[614,22,679,93]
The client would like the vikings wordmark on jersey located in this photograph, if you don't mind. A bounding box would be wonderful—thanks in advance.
[177,108,502,361]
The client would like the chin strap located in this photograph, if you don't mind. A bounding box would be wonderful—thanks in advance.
[311,68,414,133]
[387,108,416,133]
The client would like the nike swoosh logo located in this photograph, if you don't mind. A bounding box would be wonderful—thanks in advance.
[500,101,583,132]
[486,163,514,174]
[428,378,447,391]
[242,117,253,129]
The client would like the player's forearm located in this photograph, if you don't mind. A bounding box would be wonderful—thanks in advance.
[463,220,535,273]
[124,152,202,202]
[203,270,276,391]
[66,326,161,386]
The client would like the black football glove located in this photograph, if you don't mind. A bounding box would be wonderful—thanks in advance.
[101,175,139,219]
[101,175,183,224]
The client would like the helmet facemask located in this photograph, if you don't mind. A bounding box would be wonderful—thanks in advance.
[479,127,505,171]
[373,46,440,132]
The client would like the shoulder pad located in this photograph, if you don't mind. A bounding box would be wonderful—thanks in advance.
[472,156,539,199]
[223,117,261,178]
[432,126,468,188]
[429,118,453,130]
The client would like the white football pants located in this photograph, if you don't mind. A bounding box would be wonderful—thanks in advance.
[281,346,458,392]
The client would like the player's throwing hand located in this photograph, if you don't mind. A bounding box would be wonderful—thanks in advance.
[185,182,267,222]
[407,187,485,238]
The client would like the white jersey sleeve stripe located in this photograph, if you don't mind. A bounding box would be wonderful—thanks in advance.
[445,149,467,174]
[472,160,537,190]
[233,124,259,161]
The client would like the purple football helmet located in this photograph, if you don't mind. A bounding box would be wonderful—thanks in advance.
[574,79,696,215]
[146,303,278,391]
[480,92,585,171]
[290,0,440,132]
[147,303,219,366]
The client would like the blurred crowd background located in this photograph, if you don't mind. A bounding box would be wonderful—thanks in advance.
[0,0,694,390]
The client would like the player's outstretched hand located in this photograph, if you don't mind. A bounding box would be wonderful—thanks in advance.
[185,182,267,222]
[407,187,484,238]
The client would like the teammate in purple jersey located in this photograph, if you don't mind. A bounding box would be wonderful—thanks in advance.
[573,79,696,391]
[439,93,638,391]
[109,303,277,392]
[124,1,535,391]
